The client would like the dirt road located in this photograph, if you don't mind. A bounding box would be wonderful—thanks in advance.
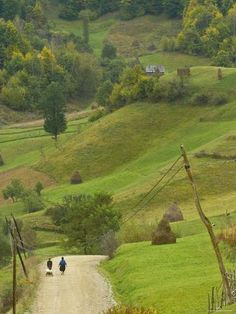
[32,256,115,314]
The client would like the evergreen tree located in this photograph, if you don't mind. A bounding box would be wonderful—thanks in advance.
[41,82,67,140]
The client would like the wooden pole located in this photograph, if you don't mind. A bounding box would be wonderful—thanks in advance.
[6,217,28,278]
[180,145,233,304]
[11,214,26,258]
[12,224,17,314]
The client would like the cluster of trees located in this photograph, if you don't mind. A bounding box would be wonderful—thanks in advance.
[96,64,189,110]
[2,179,44,212]
[177,0,236,66]
[59,0,187,21]
[0,0,101,113]
[96,63,229,110]
[48,193,121,254]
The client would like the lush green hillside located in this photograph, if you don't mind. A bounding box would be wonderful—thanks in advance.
[48,4,210,69]
[103,234,229,314]
[1,65,236,313]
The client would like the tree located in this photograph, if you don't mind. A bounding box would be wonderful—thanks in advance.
[41,82,67,140]
[162,0,186,17]
[101,42,117,60]
[227,4,236,36]
[0,235,11,266]
[35,181,44,196]
[96,80,113,106]
[2,179,25,202]
[79,10,90,46]
[22,190,44,213]
[50,193,121,254]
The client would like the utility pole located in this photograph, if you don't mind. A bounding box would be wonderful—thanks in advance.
[180,145,233,304]
[12,223,17,314]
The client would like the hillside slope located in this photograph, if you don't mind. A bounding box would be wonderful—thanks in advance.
[38,67,236,221]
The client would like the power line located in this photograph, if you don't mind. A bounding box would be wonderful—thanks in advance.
[122,164,184,225]
[126,155,182,214]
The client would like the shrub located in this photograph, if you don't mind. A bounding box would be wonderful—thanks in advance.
[101,42,117,60]
[152,218,176,245]
[166,79,188,101]
[218,225,236,247]
[190,91,228,106]
[118,222,156,243]
[22,191,44,213]
[96,80,113,107]
[190,91,210,106]
[89,110,106,122]
[104,305,159,313]
[35,181,44,196]
[160,36,176,52]
[0,236,11,267]
[210,93,228,106]
[100,230,120,259]
[22,223,37,250]
[70,170,82,184]
[2,178,25,202]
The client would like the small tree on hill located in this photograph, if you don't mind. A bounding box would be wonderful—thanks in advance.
[2,179,25,202]
[41,82,67,140]
[34,181,44,196]
[79,11,90,45]
[101,42,117,60]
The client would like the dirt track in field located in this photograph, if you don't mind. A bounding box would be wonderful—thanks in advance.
[32,255,115,314]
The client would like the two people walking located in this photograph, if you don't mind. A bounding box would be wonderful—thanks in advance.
[46,257,67,275]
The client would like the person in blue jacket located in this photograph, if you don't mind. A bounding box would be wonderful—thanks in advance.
[59,257,67,275]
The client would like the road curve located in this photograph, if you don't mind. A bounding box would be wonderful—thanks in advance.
[32,255,115,314]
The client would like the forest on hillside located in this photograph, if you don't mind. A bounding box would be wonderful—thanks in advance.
[0,0,236,114]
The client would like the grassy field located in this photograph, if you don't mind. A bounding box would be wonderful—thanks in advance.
[103,233,230,314]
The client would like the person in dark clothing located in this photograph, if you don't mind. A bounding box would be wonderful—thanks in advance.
[59,257,67,274]
[47,258,53,270]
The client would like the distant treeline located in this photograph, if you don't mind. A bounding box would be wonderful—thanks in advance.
[58,0,188,20]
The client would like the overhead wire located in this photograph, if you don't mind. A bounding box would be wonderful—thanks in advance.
[126,155,182,213]
[122,163,184,225]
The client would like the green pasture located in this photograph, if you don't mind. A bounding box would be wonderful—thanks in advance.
[140,52,210,72]
[0,118,89,173]
[103,233,232,314]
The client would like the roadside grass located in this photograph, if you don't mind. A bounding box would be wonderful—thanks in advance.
[102,233,231,314]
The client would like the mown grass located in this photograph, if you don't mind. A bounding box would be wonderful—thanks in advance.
[103,233,232,314]
[140,52,210,72]
[0,118,89,173]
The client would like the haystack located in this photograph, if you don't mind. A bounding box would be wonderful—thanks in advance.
[163,202,184,222]
[70,171,82,184]
[152,218,176,245]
